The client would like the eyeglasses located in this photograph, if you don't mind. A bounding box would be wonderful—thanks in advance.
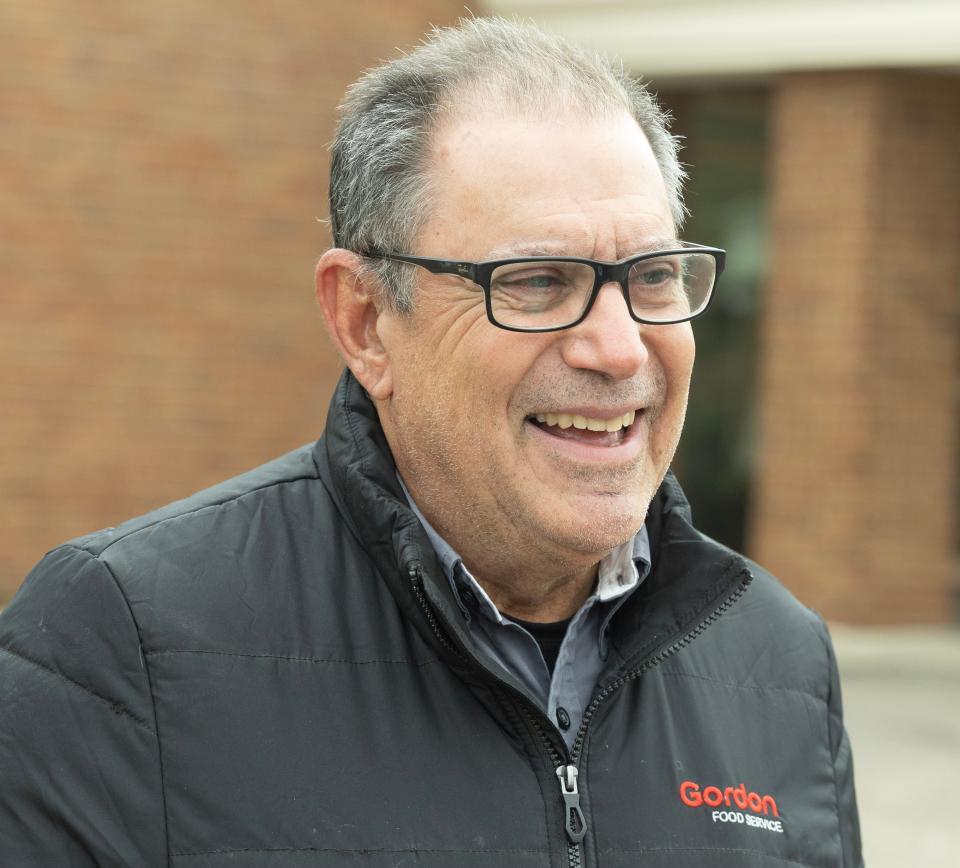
[362,243,725,333]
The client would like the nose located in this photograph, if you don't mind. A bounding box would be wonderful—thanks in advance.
[559,281,648,379]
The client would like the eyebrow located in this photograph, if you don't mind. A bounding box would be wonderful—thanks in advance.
[483,237,684,260]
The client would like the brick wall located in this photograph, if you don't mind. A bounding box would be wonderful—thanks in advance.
[751,71,960,623]
[0,1,468,601]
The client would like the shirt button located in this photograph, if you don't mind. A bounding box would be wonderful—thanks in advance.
[556,707,571,731]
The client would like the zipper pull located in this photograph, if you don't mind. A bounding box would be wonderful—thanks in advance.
[556,764,587,843]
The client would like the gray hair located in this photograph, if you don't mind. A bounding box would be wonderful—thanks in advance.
[329,16,686,311]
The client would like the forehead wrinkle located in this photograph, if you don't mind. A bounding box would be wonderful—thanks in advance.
[620,235,685,256]
[483,234,684,262]
[484,239,581,259]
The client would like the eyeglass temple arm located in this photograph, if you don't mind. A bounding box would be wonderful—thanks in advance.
[365,250,478,281]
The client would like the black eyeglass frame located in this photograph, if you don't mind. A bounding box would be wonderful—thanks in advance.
[362,243,726,333]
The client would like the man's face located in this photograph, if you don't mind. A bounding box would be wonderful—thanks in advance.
[375,110,695,580]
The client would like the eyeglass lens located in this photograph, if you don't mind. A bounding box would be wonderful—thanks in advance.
[488,251,716,329]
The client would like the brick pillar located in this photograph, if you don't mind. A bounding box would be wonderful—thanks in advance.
[751,71,959,623]
[0,1,466,602]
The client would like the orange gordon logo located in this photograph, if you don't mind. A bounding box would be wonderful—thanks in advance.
[679,780,779,817]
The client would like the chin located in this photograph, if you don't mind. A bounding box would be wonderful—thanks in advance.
[544,508,643,559]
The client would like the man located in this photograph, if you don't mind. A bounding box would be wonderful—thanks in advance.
[0,18,862,867]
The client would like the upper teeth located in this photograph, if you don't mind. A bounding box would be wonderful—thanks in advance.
[534,410,636,432]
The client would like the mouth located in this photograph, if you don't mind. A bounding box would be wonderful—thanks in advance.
[526,409,640,448]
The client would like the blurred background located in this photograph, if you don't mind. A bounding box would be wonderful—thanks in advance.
[1,1,958,864]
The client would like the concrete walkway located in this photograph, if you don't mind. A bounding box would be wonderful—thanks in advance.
[831,626,960,868]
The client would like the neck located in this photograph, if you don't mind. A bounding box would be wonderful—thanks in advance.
[466,559,599,623]
[396,470,605,621]
[391,426,625,622]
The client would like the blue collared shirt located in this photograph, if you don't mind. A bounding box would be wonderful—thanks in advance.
[402,482,651,751]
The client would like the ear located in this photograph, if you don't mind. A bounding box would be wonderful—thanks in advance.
[315,249,393,400]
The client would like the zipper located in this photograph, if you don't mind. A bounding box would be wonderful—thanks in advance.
[409,562,753,868]
[520,710,583,868]
[409,564,583,867]
[568,568,754,767]
[409,564,462,659]
[557,765,587,860]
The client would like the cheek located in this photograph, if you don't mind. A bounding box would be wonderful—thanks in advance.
[658,325,696,398]
[455,337,548,414]
[389,337,502,448]
[646,327,694,459]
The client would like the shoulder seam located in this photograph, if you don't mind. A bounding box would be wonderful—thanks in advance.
[0,644,155,734]
[93,553,172,863]
[75,470,318,558]
[810,612,849,866]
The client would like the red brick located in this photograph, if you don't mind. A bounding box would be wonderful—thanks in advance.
[0,1,468,601]
[751,71,960,624]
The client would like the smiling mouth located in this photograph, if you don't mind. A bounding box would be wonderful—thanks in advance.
[527,410,639,446]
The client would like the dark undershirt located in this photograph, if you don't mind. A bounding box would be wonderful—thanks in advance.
[509,615,573,674]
